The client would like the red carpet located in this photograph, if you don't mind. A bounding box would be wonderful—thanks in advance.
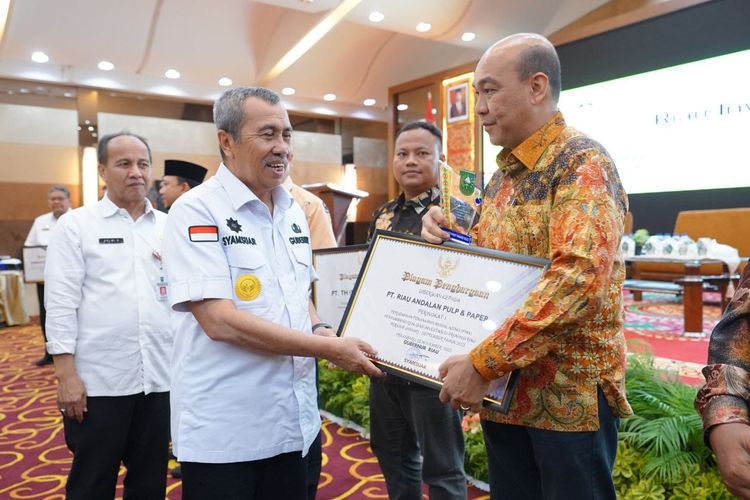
[0,325,488,499]
[622,291,720,383]
[0,294,719,498]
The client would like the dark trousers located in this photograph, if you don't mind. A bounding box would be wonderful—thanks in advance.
[305,431,322,500]
[304,361,322,500]
[369,378,467,500]
[62,392,170,500]
[36,283,49,353]
[481,387,619,500]
[181,451,307,500]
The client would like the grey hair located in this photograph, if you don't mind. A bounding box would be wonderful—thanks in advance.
[213,87,281,142]
[97,132,152,165]
[516,44,561,104]
[48,184,71,199]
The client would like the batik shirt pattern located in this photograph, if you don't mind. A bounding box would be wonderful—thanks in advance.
[469,112,633,431]
[368,187,441,238]
[695,264,750,440]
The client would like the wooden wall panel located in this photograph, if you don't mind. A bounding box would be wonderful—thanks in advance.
[292,161,343,187]
[355,165,388,223]
[0,182,80,257]
[353,137,388,223]
[0,143,79,184]
[0,182,80,220]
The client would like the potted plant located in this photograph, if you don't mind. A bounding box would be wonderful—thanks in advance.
[633,229,650,255]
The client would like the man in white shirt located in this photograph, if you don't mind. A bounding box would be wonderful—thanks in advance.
[24,185,71,366]
[45,132,171,499]
[162,86,382,499]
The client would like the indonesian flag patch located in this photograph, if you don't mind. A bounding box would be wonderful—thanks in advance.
[188,225,219,242]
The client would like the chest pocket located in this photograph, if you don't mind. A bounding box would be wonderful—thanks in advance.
[85,234,129,279]
[291,244,312,290]
[225,247,271,314]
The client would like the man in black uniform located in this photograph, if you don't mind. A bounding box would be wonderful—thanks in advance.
[367,121,468,500]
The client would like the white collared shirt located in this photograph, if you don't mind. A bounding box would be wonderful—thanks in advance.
[44,194,171,396]
[162,163,319,463]
[25,210,68,247]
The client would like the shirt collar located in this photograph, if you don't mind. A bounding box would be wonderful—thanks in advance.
[398,186,440,214]
[215,163,293,212]
[97,193,154,219]
[497,111,566,174]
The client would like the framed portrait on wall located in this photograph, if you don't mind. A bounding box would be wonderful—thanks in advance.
[446,82,469,123]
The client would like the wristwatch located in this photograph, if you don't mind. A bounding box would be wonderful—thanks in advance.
[311,322,333,333]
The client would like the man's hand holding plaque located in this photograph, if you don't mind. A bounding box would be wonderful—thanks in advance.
[338,230,548,413]
[438,355,491,412]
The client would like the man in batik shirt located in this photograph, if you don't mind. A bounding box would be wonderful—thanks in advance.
[423,33,632,499]
[367,120,468,500]
[695,264,750,498]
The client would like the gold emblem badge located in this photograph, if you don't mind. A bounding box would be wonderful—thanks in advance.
[235,274,261,301]
[437,254,459,277]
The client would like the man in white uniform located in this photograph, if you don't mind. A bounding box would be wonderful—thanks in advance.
[24,185,71,366]
[162,86,382,499]
[45,132,172,499]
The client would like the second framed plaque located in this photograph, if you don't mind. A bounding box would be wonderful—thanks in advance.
[312,245,368,330]
[339,230,549,413]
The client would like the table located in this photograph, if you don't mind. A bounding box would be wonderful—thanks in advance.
[625,257,736,337]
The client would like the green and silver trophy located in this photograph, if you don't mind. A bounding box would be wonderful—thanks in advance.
[439,161,482,244]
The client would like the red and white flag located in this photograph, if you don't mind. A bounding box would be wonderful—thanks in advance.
[188,225,218,242]
[424,91,435,124]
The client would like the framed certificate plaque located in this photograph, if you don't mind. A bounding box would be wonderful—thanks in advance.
[339,230,549,413]
[22,246,47,283]
[312,244,368,330]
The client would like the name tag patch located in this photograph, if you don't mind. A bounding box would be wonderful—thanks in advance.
[189,225,219,242]
[99,238,124,244]
[222,235,256,246]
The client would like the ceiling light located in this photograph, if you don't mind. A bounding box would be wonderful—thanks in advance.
[19,88,30,94]
[363,98,376,106]
[98,60,114,71]
[323,93,336,101]
[368,11,384,23]
[416,22,431,33]
[461,32,476,42]
[259,0,362,85]
[63,91,74,98]
[31,51,49,63]
[218,77,233,86]
[432,108,437,114]
[87,126,94,132]
[397,104,408,111]
[84,119,90,124]
[165,69,180,79]
[281,87,296,96]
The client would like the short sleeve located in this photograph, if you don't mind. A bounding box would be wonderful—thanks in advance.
[162,197,233,311]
